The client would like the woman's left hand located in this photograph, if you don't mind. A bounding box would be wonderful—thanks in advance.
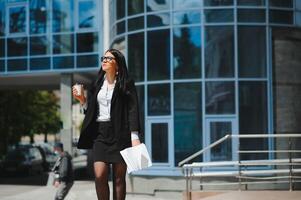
[132,139,141,147]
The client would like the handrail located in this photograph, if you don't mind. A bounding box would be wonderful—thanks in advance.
[178,133,301,167]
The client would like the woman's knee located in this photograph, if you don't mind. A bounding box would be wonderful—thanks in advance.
[94,162,109,184]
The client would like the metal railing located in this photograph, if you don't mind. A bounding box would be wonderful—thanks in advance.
[178,134,301,200]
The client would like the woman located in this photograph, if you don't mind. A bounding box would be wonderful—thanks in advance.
[72,49,141,200]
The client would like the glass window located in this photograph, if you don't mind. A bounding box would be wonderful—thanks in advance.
[238,26,266,78]
[30,36,50,55]
[147,0,170,12]
[7,37,27,57]
[173,27,201,79]
[296,12,301,26]
[0,60,4,72]
[239,81,268,160]
[0,39,4,58]
[128,16,144,32]
[148,84,170,116]
[30,0,47,34]
[9,6,27,34]
[173,11,201,25]
[53,34,74,54]
[147,30,170,80]
[147,13,170,27]
[269,10,293,24]
[30,57,50,70]
[204,0,233,6]
[109,0,116,25]
[174,82,202,165]
[128,33,144,82]
[204,9,234,23]
[7,59,27,71]
[151,123,168,162]
[77,54,98,68]
[7,0,26,2]
[206,81,235,114]
[76,32,98,53]
[52,0,74,32]
[238,9,266,22]
[116,21,125,34]
[0,1,5,36]
[110,37,125,55]
[173,0,201,9]
[297,0,301,10]
[205,26,234,78]
[136,85,145,141]
[117,0,125,19]
[128,0,144,15]
[237,0,265,6]
[269,0,293,7]
[53,56,74,69]
[78,0,96,29]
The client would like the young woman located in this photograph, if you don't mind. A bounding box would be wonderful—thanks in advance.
[72,49,141,200]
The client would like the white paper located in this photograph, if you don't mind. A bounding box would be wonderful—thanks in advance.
[120,143,152,174]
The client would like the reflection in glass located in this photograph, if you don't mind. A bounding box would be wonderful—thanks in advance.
[30,0,47,34]
[147,30,170,80]
[147,0,170,12]
[174,26,201,79]
[206,81,235,114]
[78,1,96,29]
[109,0,115,25]
[9,6,26,33]
[53,56,74,69]
[151,123,168,162]
[205,26,234,78]
[128,17,144,32]
[0,60,4,72]
[30,36,50,55]
[173,0,201,9]
[76,32,98,53]
[136,85,145,141]
[116,21,125,34]
[174,83,202,165]
[173,11,200,25]
[0,39,4,57]
[110,37,125,55]
[269,10,293,24]
[128,0,144,15]
[52,0,74,32]
[0,1,5,36]
[147,13,170,27]
[77,54,98,68]
[128,33,144,82]
[8,37,27,57]
[117,0,125,19]
[7,0,26,2]
[53,34,74,54]
[210,122,232,161]
[239,81,268,160]
[204,0,233,6]
[238,27,266,78]
[238,9,265,23]
[269,0,293,7]
[8,59,27,71]
[204,9,233,23]
[30,57,50,70]
[148,84,170,116]
[237,0,265,6]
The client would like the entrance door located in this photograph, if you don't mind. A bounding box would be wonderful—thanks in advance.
[205,118,238,162]
[146,119,172,167]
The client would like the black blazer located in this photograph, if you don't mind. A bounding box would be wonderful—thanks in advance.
[77,75,141,149]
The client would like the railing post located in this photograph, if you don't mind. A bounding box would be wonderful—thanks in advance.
[288,137,293,191]
[185,167,189,200]
[238,138,242,191]
[189,168,192,200]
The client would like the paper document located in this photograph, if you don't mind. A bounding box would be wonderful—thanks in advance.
[120,143,152,174]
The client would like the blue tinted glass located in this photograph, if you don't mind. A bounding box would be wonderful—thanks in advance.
[128,0,144,15]
[116,21,125,34]
[30,36,50,55]
[0,39,4,57]
[30,57,50,70]
[8,59,27,71]
[237,0,265,6]
[269,10,293,24]
[147,13,170,27]
[77,54,98,68]
[128,17,144,32]
[78,1,96,29]
[0,1,5,36]
[173,0,201,9]
[173,11,201,25]
[30,0,47,34]
[9,6,26,33]
[52,0,74,32]
[0,60,4,72]
[173,27,201,79]
[148,84,170,115]
[204,0,233,6]
[128,33,144,82]
[147,0,170,12]
[76,32,98,53]
[269,0,293,7]
[8,37,28,57]
[116,0,125,19]
[238,9,266,22]
[53,56,74,69]
[204,9,234,23]
[53,34,74,54]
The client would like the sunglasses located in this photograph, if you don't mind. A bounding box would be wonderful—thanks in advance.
[100,56,115,62]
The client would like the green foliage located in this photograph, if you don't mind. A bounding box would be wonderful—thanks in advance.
[0,90,61,155]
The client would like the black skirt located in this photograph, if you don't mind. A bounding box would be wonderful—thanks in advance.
[92,121,125,163]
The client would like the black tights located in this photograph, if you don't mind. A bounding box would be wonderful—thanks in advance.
[94,162,127,200]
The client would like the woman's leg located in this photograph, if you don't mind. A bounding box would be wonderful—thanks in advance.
[112,162,127,200]
[94,161,110,200]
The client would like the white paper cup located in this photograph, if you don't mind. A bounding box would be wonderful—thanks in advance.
[74,84,82,96]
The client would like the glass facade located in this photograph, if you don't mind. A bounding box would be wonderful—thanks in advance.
[109,0,301,170]
[0,0,101,74]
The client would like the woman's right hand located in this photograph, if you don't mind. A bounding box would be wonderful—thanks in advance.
[72,84,86,105]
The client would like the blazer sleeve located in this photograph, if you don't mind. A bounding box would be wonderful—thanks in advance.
[82,82,95,115]
[126,80,140,133]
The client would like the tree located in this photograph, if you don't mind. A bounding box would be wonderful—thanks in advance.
[0,90,61,156]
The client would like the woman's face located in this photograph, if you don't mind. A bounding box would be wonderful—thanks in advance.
[101,51,117,74]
